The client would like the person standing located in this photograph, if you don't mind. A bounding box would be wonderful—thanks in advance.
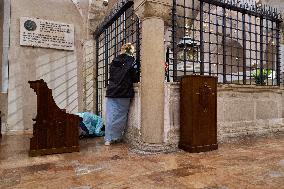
[104,43,139,146]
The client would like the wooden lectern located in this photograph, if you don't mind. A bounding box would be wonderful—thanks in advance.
[179,75,218,153]
[0,111,2,138]
[28,79,80,156]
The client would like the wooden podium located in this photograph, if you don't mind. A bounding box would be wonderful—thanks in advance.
[0,111,2,138]
[29,79,80,156]
[179,75,218,153]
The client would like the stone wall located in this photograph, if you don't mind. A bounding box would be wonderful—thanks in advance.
[88,0,108,35]
[166,83,284,143]
[0,0,111,134]
[4,0,87,133]
[83,40,95,112]
[218,85,284,140]
[0,0,3,90]
[126,83,284,151]
[0,0,4,126]
[0,0,9,132]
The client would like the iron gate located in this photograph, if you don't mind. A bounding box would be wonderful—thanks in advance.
[167,0,282,85]
[94,0,141,116]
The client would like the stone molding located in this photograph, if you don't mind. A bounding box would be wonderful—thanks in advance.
[217,84,283,93]
[168,82,283,93]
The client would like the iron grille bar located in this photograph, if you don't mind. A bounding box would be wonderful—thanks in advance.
[222,7,227,83]
[200,0,205,75]
[166,47,170,81]
[172,0,178,81]
[104,29,109,87]
[192,0,195,75]
[249,14,252,85]
[208,3,211,76]
[276,20,281,86]
[202,0,282,21]
[136,19,141,78]
[114,20,117,57]
[183,0,186,76]
[242,13,247,84]
[260,17,264,85]
[95,1,141,116]
[94,0,134,38]
[95,37,99,115]
[169,0,282,86]
[265,18,269,85]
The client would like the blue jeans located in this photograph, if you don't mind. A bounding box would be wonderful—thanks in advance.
[104,98,130,142]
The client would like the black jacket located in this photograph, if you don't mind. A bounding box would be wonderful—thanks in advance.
[106,54,139,98]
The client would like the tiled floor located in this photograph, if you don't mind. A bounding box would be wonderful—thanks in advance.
[0,134,283,189]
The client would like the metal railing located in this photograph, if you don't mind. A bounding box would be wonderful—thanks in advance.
[94,0,141,116]
[166,0,282,86]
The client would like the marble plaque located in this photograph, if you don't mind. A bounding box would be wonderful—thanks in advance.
[20,17,74,51]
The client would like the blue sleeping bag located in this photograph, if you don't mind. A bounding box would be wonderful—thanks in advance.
[75,112,105,137]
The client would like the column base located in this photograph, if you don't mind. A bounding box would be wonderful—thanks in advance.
[124,127,178,154]
[129,142,178,154]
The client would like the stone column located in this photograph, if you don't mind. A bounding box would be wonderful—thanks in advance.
[2,0,9,93]
[134,0,171,144]
[0,0,10,133]
[141,17,164,143]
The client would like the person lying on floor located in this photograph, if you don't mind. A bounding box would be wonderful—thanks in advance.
[104,43,139,146]
[76,112,105,138]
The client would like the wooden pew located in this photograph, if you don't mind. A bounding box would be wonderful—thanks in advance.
[28,79,80,156]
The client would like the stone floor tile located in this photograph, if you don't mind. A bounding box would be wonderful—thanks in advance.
[0,134,283,189]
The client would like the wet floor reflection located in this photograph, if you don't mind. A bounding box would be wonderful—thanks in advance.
[0,135,283,188]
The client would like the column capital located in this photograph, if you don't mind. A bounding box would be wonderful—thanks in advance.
[134,0,172,21]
